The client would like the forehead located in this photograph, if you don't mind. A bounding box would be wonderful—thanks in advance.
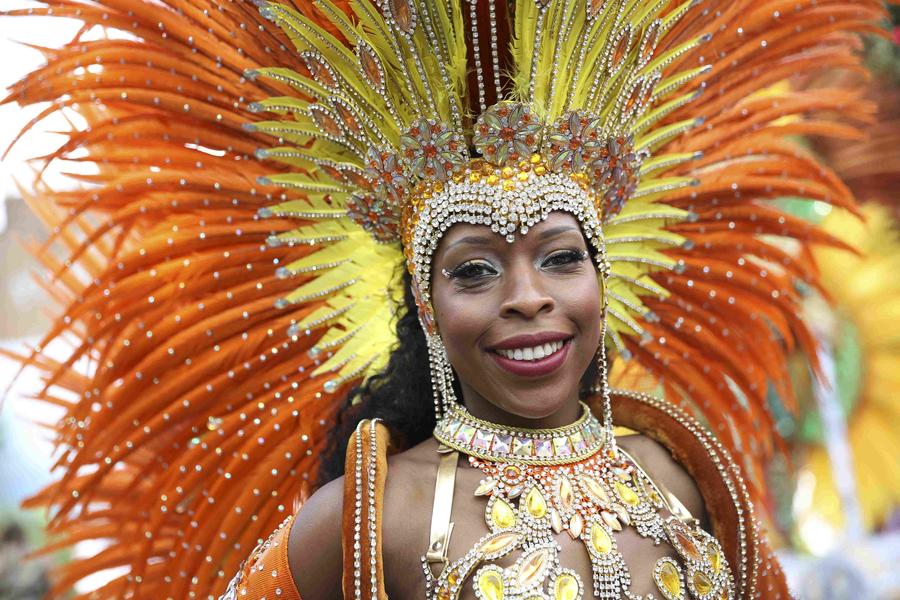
[436,211,585,255]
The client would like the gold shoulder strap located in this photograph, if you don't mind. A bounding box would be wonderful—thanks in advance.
[425,446,458,574]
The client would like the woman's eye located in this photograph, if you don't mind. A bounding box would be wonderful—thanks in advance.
[542,249,588,269]
[447,260,498,281]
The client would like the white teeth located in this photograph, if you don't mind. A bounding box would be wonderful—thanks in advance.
[496,340,566,361]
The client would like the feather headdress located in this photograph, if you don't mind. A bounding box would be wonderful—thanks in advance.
[2,0,888,597]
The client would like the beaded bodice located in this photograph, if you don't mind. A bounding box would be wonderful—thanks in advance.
[426,404,734,600]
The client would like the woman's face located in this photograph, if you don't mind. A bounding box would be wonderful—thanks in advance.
[430,211,603,422]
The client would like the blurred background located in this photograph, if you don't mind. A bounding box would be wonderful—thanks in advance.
[0,3,898,599]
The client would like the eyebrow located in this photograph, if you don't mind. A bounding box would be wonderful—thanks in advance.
[444,225,581,251]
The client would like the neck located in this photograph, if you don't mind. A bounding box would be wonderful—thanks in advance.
[457,383,583,429]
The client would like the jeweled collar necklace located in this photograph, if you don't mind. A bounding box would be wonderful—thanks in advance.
[433,402,609,465]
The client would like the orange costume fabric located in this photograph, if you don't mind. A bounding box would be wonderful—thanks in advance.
[223,397,789,599]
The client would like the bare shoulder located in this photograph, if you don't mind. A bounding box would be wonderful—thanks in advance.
[616,432,708,528]
[287,474,344,600]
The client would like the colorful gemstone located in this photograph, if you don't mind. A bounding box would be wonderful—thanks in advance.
[477,569,504,600]
[553,436,572,456]
[615,481,639,506]
[568,513,584,538]
[478,532,519,555]
[516,548,550,588]
[512,437,533,457]
[655,559,682,599]
[535,438,553,457]
[706,543,721,574]
[570,431,586,452]
[556,475,575,512]
[490,497,516,529]
[492,433,512,454]
[589,522,612,554]
[550,508,564,533]
[691,571,713,595]
[554,573,579,600]
[473,429,494,450]
[525,487,547,519]
[474,478,497,496]
[674,530,701,561]
[581,475,609,504]
[455,424,476,444]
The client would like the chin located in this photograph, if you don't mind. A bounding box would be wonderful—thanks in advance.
[498,388,574,421]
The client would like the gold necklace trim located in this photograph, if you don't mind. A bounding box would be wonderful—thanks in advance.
[433,402,610,465]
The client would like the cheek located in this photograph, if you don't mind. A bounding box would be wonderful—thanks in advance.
[566,274,603,338]
[432,286,492,363]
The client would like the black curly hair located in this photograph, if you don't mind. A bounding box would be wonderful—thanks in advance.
[316,266,439,484]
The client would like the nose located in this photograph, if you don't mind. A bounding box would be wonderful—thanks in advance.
[498,265,555,319]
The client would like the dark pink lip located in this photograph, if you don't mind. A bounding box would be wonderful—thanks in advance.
[489,331,572,351]
[488,339,572,378]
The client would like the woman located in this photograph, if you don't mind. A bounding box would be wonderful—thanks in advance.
[266,212,746,599]
[7,0,885,597]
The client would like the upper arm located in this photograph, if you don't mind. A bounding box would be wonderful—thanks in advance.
[618,434,709,529]
[287,475,345,600]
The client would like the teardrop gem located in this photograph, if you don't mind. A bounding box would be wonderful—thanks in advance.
[612,504,631,526]
[581,474,609,504]
[478,532,519,555]
[590,523,612,554]
[358,44,384,91]
[550,508,564,533]
[706,543,721,574]
[554,573,579,600]
[556,475,574,512]
[614,481,639,506]
[691,571,713,595]
[490,497,517,529]
[568,513,584,538]
[656,560,682,598]
[675,530,701,561]
[525,487,547,519]
[517,549,550,588]
[601,510,622,531]
[388,0,416,34]
[477,569,504,600]
[475,478,497,496]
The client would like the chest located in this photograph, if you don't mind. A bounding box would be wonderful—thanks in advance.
[382,455,731,600]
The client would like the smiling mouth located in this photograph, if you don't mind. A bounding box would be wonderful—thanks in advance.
[493,339,567,362]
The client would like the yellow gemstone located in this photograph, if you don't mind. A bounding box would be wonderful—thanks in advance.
[525,487,547,518]
[479,532,518,555]
[554,573,579,600]
[501,166,515,178]
[477,570,504,600]
[706,544,721,574]
[590,523,612,554]
[502,180,516,191]
[437,585,451,600]
[657,561,681,596]
[692,571,713,595]
[534,165,547,176]
[447,568,459,586]
[486,174,500,185]
[581,475,609,503]
[491,497,517,529]
[615,481,639,506]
